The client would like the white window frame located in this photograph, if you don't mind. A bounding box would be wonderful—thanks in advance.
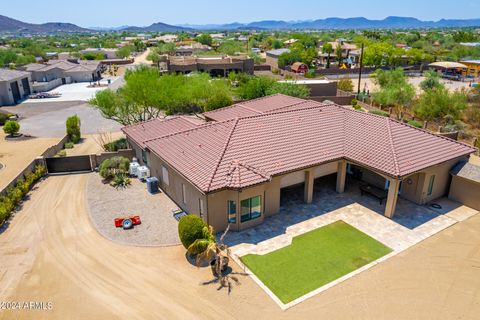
[161,166,169,186]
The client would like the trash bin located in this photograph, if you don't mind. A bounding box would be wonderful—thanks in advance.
[146,177,159,194]
[107,79,111,84]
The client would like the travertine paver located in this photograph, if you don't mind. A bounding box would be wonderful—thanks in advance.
[226,176,478,309]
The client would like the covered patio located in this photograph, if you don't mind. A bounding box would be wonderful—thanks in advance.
[225,173,477,250]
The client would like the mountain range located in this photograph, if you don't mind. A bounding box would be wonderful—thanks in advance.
[181,16,480,30]
[1,14,480,34]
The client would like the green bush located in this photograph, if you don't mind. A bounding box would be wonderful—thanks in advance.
[99,156,130,180]
[66,115,81,144]
[3,120,20,136]
[0,113,11,126]
[110,172,131,189]
[407,120,423,128]
[337,78,354,92]
[178,215,208,253]
[0,164,45,226]
[368,109,390,117]
[55,150,67,157]
[104,138,128,152]
[64,142,74,149]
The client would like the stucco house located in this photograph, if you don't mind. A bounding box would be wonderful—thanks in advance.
[122,94,477,232]
[0,68,32,105]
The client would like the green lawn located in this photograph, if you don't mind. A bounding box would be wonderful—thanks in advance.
[240,220,392,304]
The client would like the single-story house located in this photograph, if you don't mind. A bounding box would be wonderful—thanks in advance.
[21,59,102,89]
[460,60,480,78]
[291,62,309,74]
[0,68,32,105]
[123,94,476,233]
[167,55,254,76]
[79,48,119,59]
[265,48,290,70]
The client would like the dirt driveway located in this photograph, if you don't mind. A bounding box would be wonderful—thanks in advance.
[0,131,59,190]
[0,174,479,319]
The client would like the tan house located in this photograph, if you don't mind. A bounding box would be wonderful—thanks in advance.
[167,55,254,76]
[123,94,477,233]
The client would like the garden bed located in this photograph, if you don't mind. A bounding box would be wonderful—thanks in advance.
[86,173,181,246]
[240,221,392,304]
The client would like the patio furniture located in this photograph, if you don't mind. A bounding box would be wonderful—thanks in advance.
[360,184,388,205]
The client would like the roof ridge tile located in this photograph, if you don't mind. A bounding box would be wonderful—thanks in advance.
[385,117,401,176]
[206,118,239,192]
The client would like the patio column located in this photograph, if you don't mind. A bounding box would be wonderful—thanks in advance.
[384,178,400,218]
[336,160,347,193]
[304,169,314,204]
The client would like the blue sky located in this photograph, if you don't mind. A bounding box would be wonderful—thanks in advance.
[1,0,479,27]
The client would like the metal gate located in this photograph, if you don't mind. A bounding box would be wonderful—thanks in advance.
[46,155,92,174]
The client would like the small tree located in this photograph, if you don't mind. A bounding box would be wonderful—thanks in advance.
[3,120,19,136]
[196,34,213,46]
[66,115,81,143]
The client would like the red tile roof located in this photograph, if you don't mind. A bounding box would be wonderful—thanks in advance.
[202,93,306,121]
[140,101,476,193]
[121,116,204,147]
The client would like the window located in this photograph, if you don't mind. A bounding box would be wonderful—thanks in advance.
[161,166,169,186]
[141,149,148,165]
[427,175,435,196]
[240,196,261,223]
[199,198,204,216]
[182,184,187,204]
[227,200,236,224]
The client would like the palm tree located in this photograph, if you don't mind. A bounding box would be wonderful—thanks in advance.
[190,225,246,293]
[322,43,333,68]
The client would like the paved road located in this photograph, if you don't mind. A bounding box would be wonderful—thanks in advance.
[2,101,122,138]
[1,173,479,319]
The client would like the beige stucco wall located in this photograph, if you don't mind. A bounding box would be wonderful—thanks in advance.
[401,157,467,205]
[449,176,480,210]
[126,135,469,231]
[127,138,207,221]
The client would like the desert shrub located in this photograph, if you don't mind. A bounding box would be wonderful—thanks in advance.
[104,138,128,152]
[0,164,45,226]
[305,69,316,79]
[0,113,11,126]
[3,120,20,136]
[337,77,354,92]
[55,150,66,157]
[64,142,74,149]
[368,109,390,117]
[407,120,423,128]
[99,156,130,180]
[110,172,131,189]
[66,115,81,143]
[178,215,211,253]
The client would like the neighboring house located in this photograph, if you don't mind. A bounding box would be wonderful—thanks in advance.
[21,59,102,91]
[79,48,119,59]
[460,60,480,78]
[123,94,477,233]
[175,43,211,56]
[265,48,290,70]
[0,69,32,105]
[167,55,254,76]
[290,62,308,74]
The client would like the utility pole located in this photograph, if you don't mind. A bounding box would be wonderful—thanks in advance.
[357,43,364,96]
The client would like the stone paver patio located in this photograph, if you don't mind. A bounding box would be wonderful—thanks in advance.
[226,175,478,309]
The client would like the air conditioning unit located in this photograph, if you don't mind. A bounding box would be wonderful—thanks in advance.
[129,162,140,177]
[137,166,150,181]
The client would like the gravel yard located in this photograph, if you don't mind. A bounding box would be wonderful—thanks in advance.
[86,173,181,246]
